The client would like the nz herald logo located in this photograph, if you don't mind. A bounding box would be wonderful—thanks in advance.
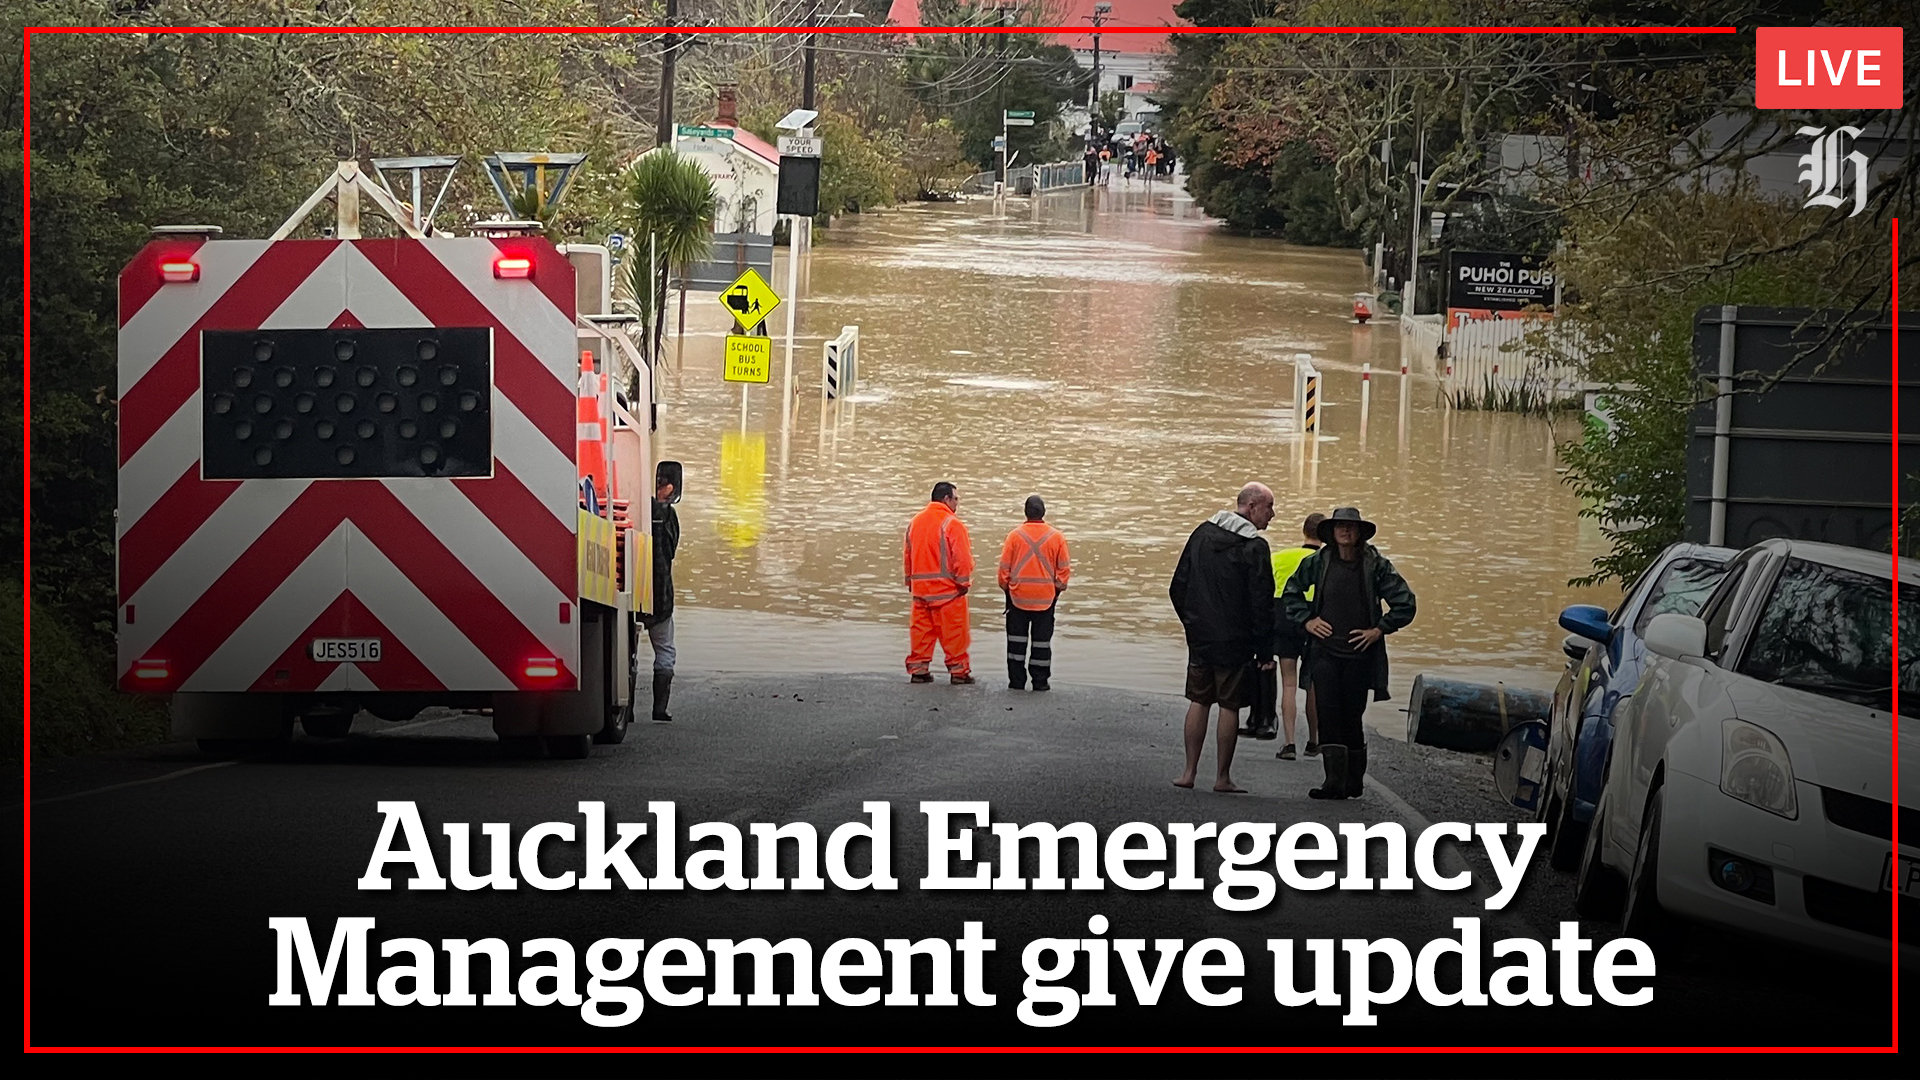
[1796,126,1870,218]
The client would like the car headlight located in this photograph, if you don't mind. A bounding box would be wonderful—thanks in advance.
[1720,719,1797,819]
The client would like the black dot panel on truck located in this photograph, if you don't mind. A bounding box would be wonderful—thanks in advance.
[200,327,493,480]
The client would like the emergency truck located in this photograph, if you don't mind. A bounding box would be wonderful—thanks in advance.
[115,161,656,758]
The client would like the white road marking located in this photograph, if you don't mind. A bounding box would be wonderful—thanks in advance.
[1366,773,1544,939]
[1363,773,1434,831]
[30,761,236,806]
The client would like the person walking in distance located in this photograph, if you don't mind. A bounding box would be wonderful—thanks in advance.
[645,463,683,721]
[905,482,976,685]
[1270,512,1326,760]
[1169,482,1277,793]
[1281,507,1417,799]
[998,495,1071,691]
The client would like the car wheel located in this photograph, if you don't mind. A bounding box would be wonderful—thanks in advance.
[1621,786,1669,942]
[1574,791,1625,920]
[596,701,632,745]
[1547,792,1588,872]
[1533,763,1559,830]
[595,628,639,745]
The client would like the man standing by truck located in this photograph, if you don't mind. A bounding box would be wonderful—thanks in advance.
[646,462,683,722]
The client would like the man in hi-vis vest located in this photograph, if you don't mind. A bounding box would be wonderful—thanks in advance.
[904,481,975,684]
[997,495,1071,691]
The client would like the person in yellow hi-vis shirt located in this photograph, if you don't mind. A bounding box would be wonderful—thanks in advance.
[1269,512,1325,760]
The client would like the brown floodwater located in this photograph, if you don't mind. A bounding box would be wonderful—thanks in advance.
[651,182,1620,711]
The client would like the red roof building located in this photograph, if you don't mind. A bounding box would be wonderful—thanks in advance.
[882,1,1185,55]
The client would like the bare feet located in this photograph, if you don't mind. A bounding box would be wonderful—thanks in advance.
[1213,779,1246,794]
[1172,774,1196,789]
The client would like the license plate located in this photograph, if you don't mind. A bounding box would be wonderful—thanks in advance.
[311,638,382,663]
[1882,851,1920,897]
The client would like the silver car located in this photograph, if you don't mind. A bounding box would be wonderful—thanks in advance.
[1574,539,1916,967]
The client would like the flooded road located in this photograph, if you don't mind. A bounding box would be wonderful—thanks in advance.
[651,182,1618,716]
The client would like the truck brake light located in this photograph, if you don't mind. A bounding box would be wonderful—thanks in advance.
[523,657,561,680]
[132,659,171,681]
[493,256,533,279]
[159,261,200,283]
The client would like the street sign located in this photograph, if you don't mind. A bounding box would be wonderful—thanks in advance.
[778,134,823,158]
[717,266,781,332]
[606,232,626,251]
[677,124,732,140]
[723,335,772,384]
[1005,110,1035,118]
[1004,118,1035,127]
[992,136,1007,151]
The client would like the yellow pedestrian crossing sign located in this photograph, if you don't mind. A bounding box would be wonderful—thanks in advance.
[723,335,772,383]
[718,267,780,332]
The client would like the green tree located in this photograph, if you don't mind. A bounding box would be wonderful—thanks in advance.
[897,112,971,200]
[1556,183,1899,585]
[1090,91,1126,146]
[902,3,1085,171]
[626,149,718,365]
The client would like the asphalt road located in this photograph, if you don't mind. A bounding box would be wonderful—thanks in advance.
[25,673,1895,1050]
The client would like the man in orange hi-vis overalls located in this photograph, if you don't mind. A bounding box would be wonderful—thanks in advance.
[998,494,1071,692]
[904,481,975,684]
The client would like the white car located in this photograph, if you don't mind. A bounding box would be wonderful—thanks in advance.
[1573,538,1915,967]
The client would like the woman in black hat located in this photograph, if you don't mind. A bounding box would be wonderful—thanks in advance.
[1279,507,1417,799]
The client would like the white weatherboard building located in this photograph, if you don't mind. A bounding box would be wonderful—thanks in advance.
[629,87,782,289]
[633,87,783,238]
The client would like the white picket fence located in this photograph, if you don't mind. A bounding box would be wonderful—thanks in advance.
[1401,314,1444,371]
[1401,314,1587,411]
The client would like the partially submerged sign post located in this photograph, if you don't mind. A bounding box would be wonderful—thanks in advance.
[724,335,772,383]
[716,267,782,426]
[773,109,822,436]
[998,110,1036,205]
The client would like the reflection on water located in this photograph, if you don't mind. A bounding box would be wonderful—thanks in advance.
[715,431,767,551]
[655,184,1619,686]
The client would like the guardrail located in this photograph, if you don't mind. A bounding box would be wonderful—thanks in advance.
[822,325,859,399]
[961,161,1090,197]
[1032,160,1087,192]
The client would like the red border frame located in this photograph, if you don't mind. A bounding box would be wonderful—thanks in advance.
[19,20,1902,1056]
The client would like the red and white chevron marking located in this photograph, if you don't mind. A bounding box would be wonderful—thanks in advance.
[116,238,579,693]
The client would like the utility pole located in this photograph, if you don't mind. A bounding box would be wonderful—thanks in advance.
[656,0,678,146]
[997,4,1010,193]
[1087,2,1109,115]
[1407,93,1424,317]
[803,2,818,110]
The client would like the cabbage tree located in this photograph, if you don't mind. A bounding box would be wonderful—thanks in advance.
[626,149,718,367]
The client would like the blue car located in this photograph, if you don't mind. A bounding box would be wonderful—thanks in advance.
[1536,543,1735,870]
